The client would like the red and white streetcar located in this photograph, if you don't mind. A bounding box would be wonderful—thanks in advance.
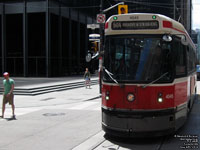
[101,13,197,137]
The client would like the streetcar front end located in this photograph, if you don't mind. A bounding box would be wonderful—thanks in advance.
[101,13,197,137]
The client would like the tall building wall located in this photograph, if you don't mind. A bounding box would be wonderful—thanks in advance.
[0,0,97,77]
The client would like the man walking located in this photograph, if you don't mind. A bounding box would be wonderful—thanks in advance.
[1,72,15,119]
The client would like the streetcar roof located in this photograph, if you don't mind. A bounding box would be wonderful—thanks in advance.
[105,13,184,33]
[105,13,195,49]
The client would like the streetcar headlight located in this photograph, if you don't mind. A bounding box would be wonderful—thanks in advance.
[157,92,163,103]
[105,91,110,100]
[105,95,110,100]
[158,97,163,103]
[127,93,135,102]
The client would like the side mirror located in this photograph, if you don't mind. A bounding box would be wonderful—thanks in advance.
[181,36,188,45]
[162,35,172,42]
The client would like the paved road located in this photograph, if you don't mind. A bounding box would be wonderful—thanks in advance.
[0,84,101,150]
[92,96,200,150]
[0,82,199,150]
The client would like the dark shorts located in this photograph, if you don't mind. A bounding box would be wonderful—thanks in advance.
[3,93,14,105]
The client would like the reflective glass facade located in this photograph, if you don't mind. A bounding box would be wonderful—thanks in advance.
[0,0,99,77]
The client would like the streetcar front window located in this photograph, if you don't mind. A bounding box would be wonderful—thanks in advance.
[103,35,173,83]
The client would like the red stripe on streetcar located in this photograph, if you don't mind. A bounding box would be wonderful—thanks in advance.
[105,22,109,29]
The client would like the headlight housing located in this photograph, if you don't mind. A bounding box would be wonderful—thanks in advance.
[157,93,163,103]
[127,93,135,102]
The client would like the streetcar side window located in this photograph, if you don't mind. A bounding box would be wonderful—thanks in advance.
[187,45,196,74]
[174,39,186,77]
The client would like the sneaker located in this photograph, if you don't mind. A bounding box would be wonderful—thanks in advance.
[12,115,16,119]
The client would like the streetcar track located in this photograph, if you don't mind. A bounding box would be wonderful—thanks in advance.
[156,136,168,150]
[90,139,107,150]
[92,133,173,150]
[72,131,105,150]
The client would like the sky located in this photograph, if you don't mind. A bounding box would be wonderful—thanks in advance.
[193,0,200,29]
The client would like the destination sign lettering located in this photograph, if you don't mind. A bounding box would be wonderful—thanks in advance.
[112,21,159,30]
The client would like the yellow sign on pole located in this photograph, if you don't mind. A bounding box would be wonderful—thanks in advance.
[118,5,128,14]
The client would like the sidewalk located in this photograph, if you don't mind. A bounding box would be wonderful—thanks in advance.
[0,77,101,118]
[8,84,101,109]
[8,75,98,88]
[0,75,99,95]
[0,84,102,150]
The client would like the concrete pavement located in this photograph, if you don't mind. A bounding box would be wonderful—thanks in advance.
[0,84,102,150]
[0,75,99,95]
[0,84,101,118]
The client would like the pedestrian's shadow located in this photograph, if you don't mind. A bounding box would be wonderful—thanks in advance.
[4,117,17,121]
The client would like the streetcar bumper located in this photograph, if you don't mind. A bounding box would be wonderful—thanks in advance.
[102,107,185,137]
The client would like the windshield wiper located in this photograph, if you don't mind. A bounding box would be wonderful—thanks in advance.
[103,67,119,84]
[142,72,168,88]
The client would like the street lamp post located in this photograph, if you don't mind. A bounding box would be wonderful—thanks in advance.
[99,0,104,93]
[102,2,124,13]
[173,0,176,20]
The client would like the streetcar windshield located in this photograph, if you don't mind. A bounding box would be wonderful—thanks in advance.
[103,35,173,83]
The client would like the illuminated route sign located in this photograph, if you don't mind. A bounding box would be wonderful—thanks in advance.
[111,21,159,30]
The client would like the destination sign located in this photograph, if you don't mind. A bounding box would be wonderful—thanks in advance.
[111,21,159,30]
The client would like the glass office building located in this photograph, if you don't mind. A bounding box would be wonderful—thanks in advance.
[0,0,100,77]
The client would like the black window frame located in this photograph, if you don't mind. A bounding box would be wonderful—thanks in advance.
[173,36,187,78]
[187,45,197,75]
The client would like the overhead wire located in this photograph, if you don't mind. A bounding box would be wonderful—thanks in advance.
[114,0,200,5]
[113,0,199,10]
[0,1,199,10]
